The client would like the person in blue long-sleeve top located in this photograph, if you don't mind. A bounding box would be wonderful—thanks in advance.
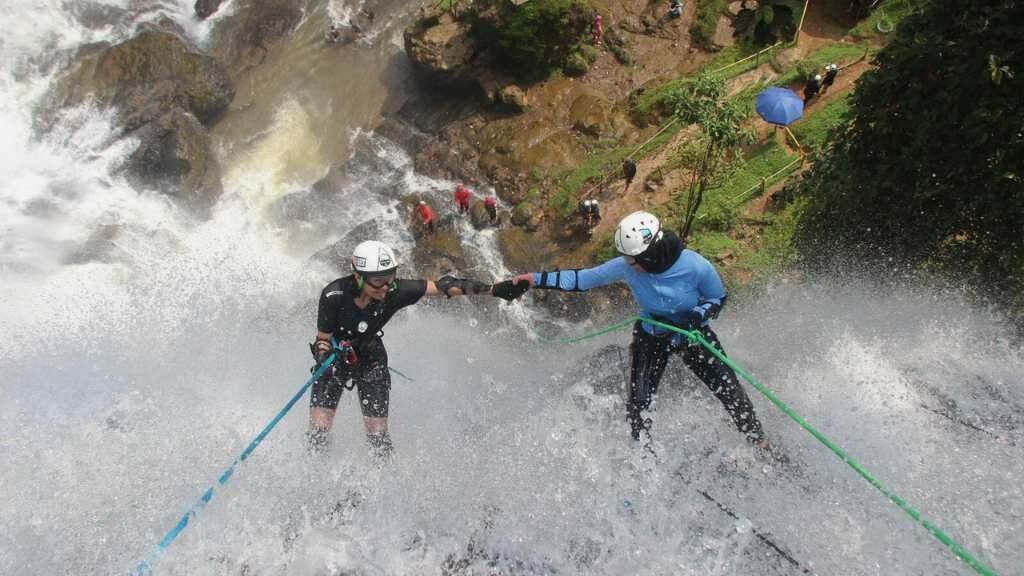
[513,211,771,452]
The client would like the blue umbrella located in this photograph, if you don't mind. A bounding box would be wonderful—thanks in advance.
[755,87,804,126]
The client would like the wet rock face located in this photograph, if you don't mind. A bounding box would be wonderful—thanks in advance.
[194,0,224,20]
[125,108,223,215]
[49,27,234,215]
[81,29,234,123]
[207,0,304,73]
[570,92,613,137]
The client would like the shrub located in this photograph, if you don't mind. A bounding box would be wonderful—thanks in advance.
[471,0,595,75]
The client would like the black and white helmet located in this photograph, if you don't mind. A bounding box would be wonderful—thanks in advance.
[351,240,398,277]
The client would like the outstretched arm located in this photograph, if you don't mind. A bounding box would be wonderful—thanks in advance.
[424,275,529,302]
[424,276,490,298]
[514,257,630,292]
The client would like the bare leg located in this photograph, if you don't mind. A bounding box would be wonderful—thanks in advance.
[364,417,393,461]
[307,407,336,451]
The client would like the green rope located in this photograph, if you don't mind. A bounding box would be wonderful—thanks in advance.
[543,314,998,576]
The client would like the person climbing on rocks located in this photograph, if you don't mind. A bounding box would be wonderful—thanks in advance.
[484,195,498,224]
[454,184,472,215]
[507,211,779,459]
[308,240,530,459]
[415,200,435,233]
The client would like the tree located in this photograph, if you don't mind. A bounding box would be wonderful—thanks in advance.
[793,0,1024,314]
[733,0,806,45]
[469,0,594,75]
[666,73,753,240]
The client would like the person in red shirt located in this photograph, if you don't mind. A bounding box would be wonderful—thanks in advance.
[483,196,498,223]
[454,184,472,214]
[415,200,434,232]
[593,14,602,46]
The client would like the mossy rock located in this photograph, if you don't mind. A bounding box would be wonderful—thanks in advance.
[498,226,556,271]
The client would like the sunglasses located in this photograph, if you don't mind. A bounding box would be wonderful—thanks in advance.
[363,275,396,290]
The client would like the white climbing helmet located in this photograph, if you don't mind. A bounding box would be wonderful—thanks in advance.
[351,240,398,276]
[614,211,662,256]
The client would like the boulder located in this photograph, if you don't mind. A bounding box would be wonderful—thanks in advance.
[194,0,224,20]
[712,14,737,49]
[60,28,234,124]
[511,203,534,226]
[468,200,492,229]
[124,108,222,214]
[497,84,528,111]
[403,9,479,89]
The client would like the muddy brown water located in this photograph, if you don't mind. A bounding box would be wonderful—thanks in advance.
[210,0,420,207]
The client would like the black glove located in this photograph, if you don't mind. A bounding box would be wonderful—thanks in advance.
[491,279,530,302]
[680,310,704,331]
[436,275,491,298]
[309,340,334,373]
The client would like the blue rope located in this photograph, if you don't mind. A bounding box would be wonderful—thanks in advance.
[132,354,337,575]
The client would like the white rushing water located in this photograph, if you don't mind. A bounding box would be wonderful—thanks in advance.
[2,1,1022,576]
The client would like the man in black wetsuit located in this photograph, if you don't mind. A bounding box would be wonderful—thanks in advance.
[308,239,527,460]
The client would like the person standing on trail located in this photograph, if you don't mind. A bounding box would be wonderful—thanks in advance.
[308,240,529,459]
[623,158,638,190]
[415,200,435,232]
[454,184,472,215]
[587,199,602,230]
[507,211,776,456]
[804,74,822,104]
[592,14,603,46]
[821,63,838,93]
[484,195,498,223]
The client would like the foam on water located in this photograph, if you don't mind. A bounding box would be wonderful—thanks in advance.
[2,1,1022,575]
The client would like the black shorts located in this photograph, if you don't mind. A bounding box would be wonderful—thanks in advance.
[310,348,391,418]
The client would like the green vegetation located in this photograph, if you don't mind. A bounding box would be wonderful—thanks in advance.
[690,0,728,51]
[470,0,594,75]
[666,73,753,238]
[549,122,683,219]
[632,41,790,120]
[733,0,806,45]
[711,142,799,205]
[795,0,1024,316]
[549,145,632,218]
[776,42,871,85]
[849,0,925,40]
[790,94,851,150]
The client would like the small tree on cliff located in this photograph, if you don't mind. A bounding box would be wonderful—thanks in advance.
[667,73,753,241]
[792,0,1024,312]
